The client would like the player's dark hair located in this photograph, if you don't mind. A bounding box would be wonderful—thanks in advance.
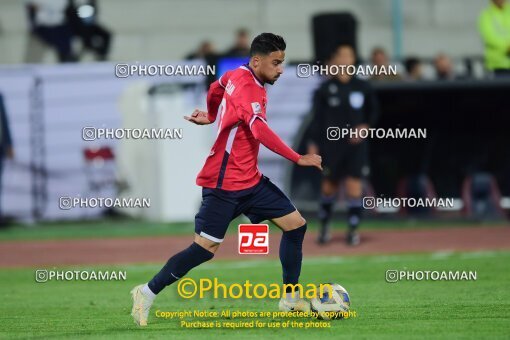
[250,33,286,56]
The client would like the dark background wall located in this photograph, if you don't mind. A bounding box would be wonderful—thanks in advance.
[291,79,510,201]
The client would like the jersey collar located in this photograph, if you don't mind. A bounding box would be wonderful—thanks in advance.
[241,63,265,88]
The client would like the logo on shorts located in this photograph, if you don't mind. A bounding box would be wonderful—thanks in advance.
[238,224,269,254]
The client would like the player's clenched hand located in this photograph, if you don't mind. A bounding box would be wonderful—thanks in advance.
[297,154,323,171]
[184,109,212,125]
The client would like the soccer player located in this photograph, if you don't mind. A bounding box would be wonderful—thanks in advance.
[308,44,379,246]
[130,33,323,327]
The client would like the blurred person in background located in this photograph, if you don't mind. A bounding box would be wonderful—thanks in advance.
[0,94,14,227]
[308,45,379,246]
[479,0,510,77]
[224,28,251,57]
[25,0,76,62]
[66,0,112,61]
[434,53,457,80]
[186,40,216,60]
[404,57,424,81]
[186,40,218,87]
[370,46,401,81]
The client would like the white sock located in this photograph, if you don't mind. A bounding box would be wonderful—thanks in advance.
[285,291,299,303]
[142,284,156,301]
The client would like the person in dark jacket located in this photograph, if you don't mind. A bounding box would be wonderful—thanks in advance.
[308,45,379,245]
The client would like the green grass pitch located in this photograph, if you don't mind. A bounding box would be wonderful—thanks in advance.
[0,251,509,339]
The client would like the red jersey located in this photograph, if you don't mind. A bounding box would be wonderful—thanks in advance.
[197,65,270,190]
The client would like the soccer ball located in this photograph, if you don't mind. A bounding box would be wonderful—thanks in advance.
[310,283,350,320]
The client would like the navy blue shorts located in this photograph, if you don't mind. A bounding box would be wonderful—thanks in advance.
[194,176,296,243]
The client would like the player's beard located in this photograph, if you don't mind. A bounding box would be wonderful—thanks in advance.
[269,75,280,85]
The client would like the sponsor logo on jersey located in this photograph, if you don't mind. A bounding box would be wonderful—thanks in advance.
[251,102,262,114]
[226,80,235,96]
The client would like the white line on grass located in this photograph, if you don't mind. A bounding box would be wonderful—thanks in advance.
[81,251,509,272]
[197,251,508,270]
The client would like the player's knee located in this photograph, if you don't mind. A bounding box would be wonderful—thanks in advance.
[194,234,220,254]
[198,242,220,255]
[203,244,220,255]
[300,216,307,227]
[286,214,306,231]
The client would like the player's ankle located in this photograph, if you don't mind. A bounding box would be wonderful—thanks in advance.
[284,291,301,303]
[142,283,157,301]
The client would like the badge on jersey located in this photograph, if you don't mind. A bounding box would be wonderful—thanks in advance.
[251,102,262,115]
[349,92,365,109]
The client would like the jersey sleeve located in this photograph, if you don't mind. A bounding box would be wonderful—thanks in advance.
[206,71,232,123]
[251,118,301,163]
[233,84,267,130]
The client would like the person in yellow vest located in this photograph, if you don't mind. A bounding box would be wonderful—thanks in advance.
[479,0,510,77]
